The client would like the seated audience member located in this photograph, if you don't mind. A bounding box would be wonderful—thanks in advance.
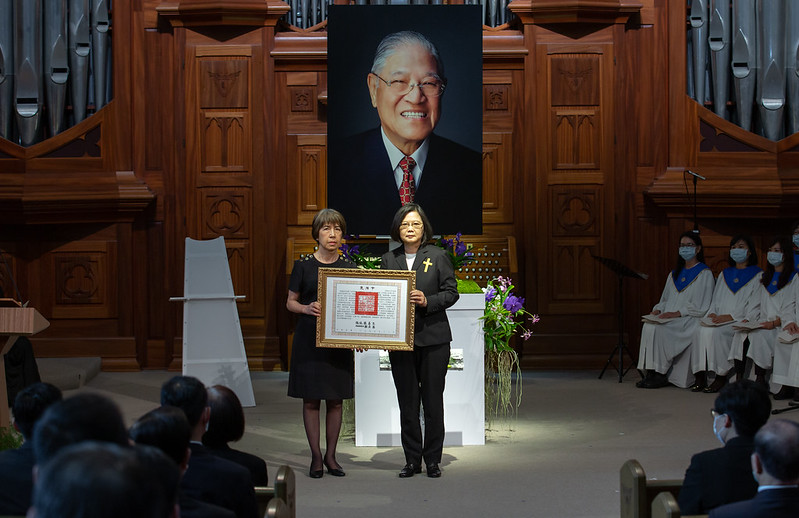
[709,419,799,517]
[134,443,183,518]
[130,405,236,518]
[0,382,62,515]
[203,385,268,486]
[678,380,771,514]
[161,375,258,518]
[32,392,129,466]
[29,441,162,518]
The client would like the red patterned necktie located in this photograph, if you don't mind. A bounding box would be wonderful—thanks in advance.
[398,155,416,205]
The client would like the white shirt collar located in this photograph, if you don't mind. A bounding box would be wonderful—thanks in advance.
[380,127,429,189]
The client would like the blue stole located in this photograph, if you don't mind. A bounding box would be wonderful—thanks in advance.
[767,270,796,295]
[722,265,761,294]
[795,252,799,272]
[673,263,709,292]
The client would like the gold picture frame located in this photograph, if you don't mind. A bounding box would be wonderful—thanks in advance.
[316,268,416,351]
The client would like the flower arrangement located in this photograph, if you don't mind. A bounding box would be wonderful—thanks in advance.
[481,276,539,424]
[339,235,381,269]
[435,232,475,271]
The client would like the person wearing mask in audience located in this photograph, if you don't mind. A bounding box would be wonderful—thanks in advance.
[709,419,799,518]
[381,203,459,478]
[0,382,62,515]
[286,208,355,479]
[161,375,258,518]
[791,221,799,271]
[736,238,797,398]
[131,405,236,518]
[203,385,268,486]
[691,235,761,393]
[637,231,715,389]
[678,380,771,514]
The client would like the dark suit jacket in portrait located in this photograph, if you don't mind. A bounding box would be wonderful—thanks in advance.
[181,443,259,518]
[678,435,759,514]
[207,444,268,486]
[0,441,35,515]
[329,128,482,236]
[709,487,799,518]
[380,243,459,346]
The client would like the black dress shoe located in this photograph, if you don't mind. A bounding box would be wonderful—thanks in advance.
[324,460,345,477]
[399,464,422,478]
[426,463,441,478]
[309,468,323,479]
[703,377,727,393]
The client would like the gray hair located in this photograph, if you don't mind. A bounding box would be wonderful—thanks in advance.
[370,31,445,82]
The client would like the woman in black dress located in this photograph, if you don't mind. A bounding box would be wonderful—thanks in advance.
[286,208,355,478]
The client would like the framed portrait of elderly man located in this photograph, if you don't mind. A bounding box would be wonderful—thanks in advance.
[327,5,483,236]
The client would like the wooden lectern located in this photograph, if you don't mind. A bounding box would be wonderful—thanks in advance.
[0,299,49,427]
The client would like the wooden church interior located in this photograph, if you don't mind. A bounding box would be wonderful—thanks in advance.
[1,0,798,374]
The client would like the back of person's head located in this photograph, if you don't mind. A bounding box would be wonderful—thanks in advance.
[754,419,799,483]
[133,444,181,518]
[31,441,153,518]
[714,380,771,438]
[32,393,128,465]
[203,385,245,448]
[160,375,207,427]
[12,382,62,440]
[129,405,191,466]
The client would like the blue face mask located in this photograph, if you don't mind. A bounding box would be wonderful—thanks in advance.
[768,251,784,266]
[679,246,697,261]
[793,234,799,248]
[729,248,748,264]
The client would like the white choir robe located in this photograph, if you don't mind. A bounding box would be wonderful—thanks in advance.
[692,269,762,376]
[772,276,799,388]
[732,275,798,376]
[638,266,715,388]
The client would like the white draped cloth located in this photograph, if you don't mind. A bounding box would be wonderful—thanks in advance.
[691,269,762,376]
[638,266,714,388]
[732,276,798,376]
[771,276,799,388]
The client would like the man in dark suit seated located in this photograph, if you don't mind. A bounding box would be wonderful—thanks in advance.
[130,405,236,518]
[328,30,481,236]
[678,379,771,514]
[709,419,799,517]
[161,375,258,518]
[0,382,62,515]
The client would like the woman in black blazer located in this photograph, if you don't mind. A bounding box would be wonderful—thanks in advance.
[381,203,459,478]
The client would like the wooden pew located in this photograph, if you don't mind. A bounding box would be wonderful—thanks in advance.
[651,491,708,518]
[255,465,295,518]
[620,459,682,518]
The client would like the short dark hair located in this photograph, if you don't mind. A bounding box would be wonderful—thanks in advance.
[203,385,245,447]
[754,419,799,482]
[32,393,129,465]
[727,234,758,267]
[714,379,771,438]
[133,444,181,518]
[129,405,191,466]
[12,382,62,439]
[311,208,347,241]
[389,203,434,243]
[32,441,153,518]
[160,375,207,428]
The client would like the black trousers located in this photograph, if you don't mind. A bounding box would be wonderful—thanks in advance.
[388,342,450,466]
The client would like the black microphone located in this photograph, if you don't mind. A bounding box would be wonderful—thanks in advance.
[685,169,707,180]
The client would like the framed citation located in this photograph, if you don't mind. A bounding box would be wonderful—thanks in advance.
[316,268,416,351]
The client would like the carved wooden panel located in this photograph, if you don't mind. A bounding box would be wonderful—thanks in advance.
[482,132,514,224]
[551,187,600,236]
[549,241,602,306]
[291,87,315,112]
[287,134,326,225]
[225,240,252,304]
[551,109,600,169]
[550,55,599,106]
[200,110,250,173]
[199,59,249,109]
[485,84,510,111]
[51,241,117,319]
[200,189,251,240]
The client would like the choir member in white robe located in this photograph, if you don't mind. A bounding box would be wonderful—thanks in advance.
[731,238,799,399]
[792,221,799,271]
[766,238,799,399]
[691,235,762,393]
[637,231,715,389]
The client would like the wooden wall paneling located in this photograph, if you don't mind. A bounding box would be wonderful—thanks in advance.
[483,70,515,225]
[286,134,327,226]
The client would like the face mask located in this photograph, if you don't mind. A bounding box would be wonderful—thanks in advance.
[768,251,784,266]
[793,234,799,248]
[729,248,748,264]
[713,414,726,445]
[679,246,697,261]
